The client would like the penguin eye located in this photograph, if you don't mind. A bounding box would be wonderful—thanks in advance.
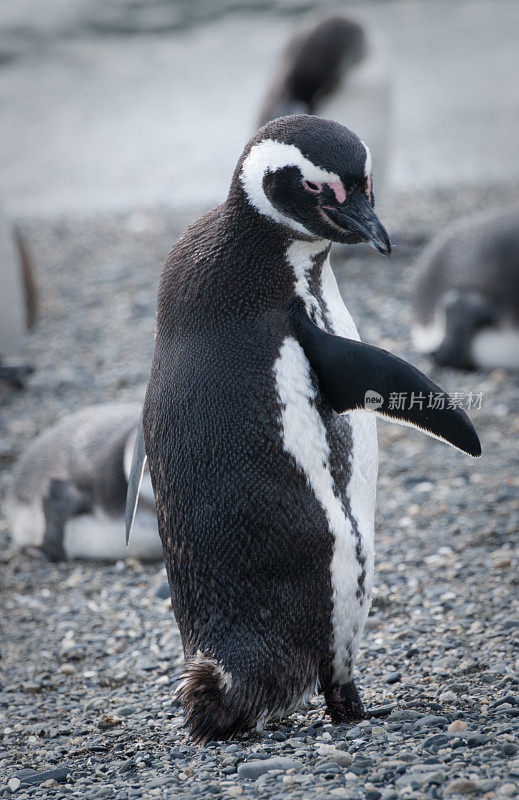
[302,180,322,194]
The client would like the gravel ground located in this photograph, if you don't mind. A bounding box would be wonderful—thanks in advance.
[1,182,518,798]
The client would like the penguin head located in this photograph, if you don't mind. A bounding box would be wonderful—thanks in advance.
[237,114,390,254]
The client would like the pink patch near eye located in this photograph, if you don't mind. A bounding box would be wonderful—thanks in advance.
[328,181,346,205]
[365,176,372,197]
[303,180,322,194]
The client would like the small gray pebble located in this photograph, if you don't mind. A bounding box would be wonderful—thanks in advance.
[237,757,300,779]
[116,706,136,717]
[467,734,489,747]
[413,715,448,730]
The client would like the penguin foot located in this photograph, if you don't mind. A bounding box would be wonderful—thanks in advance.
[324,679,365,723]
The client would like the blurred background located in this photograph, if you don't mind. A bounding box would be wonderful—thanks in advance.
[1,0,519,217]
[0,0,518,793]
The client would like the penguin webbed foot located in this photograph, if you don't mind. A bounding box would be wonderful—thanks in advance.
[324,679,365,723]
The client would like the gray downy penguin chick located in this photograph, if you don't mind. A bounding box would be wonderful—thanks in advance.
[412,207,519,370]
[8,402,160,562]
[127,115,480,743]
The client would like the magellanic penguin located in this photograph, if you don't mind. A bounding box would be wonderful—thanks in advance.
[7,403,160,562]
[412,207,519,370]
[257,15,391,201]
[127,115,480,743]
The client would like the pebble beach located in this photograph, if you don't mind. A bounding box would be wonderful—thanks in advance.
[1,180,518,798]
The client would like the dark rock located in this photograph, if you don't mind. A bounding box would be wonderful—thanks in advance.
[345,725,366,740]
[492,695,518,708]
[352,754,375,770]
[466,734,489,748]
[154,582,170,600]
[237,757,300,779]
[368,703,397,718]
[314,761,342,775]
[390,710,423,722]
[424,734,451,749]
[117,706,137,717]
[20,766,69,786]
[413,715,448,730]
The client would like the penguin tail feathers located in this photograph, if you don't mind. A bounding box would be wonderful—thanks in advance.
[174,652,252,744]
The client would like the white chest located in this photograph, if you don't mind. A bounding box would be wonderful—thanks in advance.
[275,241,378,683]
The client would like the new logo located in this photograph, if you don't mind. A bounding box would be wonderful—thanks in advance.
[364,390,383,409]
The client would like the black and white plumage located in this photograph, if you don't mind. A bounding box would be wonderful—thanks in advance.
[128,115,480,743]
[8,403,160,562]
[412,207,519,370]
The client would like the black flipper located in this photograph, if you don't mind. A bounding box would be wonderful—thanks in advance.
[289,299,481,457]
[125,416,147,545]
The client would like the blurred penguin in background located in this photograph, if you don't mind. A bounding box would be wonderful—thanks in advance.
[258,14,392,201]
[7,403,161,562]
[0,208,36,387]
[412,207,519,371]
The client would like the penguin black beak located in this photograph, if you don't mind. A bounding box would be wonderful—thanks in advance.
[322,190,392,255]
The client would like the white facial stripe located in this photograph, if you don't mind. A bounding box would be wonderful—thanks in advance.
[240,139,342,235]
[361,141,372,176]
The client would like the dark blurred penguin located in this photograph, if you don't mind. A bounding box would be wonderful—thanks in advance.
[127,115,479,744]
[8,403,160,561]
[258,15,391,200]
[0,211,36,387]
[412,207,519,370]
[258,16,367,125]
